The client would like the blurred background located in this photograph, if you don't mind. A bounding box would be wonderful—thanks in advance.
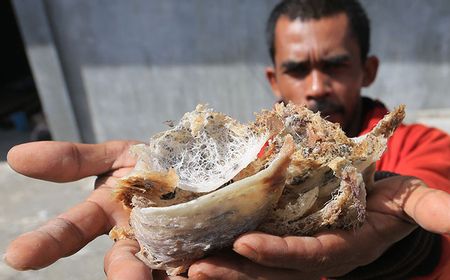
[1,0,449,279]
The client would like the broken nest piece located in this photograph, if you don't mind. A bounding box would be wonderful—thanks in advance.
[111,103,405,275]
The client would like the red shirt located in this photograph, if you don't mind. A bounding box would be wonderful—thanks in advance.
[360,98,450,279]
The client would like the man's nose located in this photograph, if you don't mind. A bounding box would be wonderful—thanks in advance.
[305,70,331,99]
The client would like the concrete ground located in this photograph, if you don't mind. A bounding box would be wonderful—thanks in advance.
[0,129,110,280]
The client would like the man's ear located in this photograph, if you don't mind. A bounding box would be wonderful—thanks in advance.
[265,66,282,99]
[362,55,379,87]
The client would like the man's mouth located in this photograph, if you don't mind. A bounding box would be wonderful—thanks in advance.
[308,102,345,121]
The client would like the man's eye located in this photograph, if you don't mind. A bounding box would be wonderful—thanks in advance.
[323,62,347,73]
[326,62,344,69]
[285,65,309,77]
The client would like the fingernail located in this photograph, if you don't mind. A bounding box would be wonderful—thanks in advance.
[186,271,209,280]
[233,243,258,260]
[2,251,35,271]
[3,252,17,270]
[2,252,15,269]
[195,272,210,280]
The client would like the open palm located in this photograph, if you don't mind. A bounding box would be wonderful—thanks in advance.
[4,141,166,280]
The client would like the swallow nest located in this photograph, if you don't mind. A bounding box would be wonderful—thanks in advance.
[111,103,405,275]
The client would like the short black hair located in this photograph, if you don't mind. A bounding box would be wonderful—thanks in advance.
[266,0,370,64]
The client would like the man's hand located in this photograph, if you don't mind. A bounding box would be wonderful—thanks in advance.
[186,176,450,279]
[5,142,450,280]
[4,141,161,280]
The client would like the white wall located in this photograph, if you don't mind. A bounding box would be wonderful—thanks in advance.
[14,0,450,142]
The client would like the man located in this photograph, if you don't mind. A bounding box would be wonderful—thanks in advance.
[5,0,450,279]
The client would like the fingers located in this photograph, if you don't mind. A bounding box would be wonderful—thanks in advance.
[188,251,314,280]
[5,198,112,270]
[152,270,187,280]
[104,239,152,280]
[233,232,326,270]
[398,179,450,234]
[7,140,138,182]
[232,215,414,276]
[232,231,362,275]
[104,240,187,280]
[370,176,450,234]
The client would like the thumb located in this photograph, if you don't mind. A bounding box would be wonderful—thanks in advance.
[371,177,450,235]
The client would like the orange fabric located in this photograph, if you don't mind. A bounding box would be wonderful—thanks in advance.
[360,100,450,191]
[360,99,450,279]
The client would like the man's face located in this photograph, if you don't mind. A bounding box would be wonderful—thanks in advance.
[266,13,378,134]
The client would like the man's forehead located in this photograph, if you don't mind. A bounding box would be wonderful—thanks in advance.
[275,13,351,38]
[274,13,358,63]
